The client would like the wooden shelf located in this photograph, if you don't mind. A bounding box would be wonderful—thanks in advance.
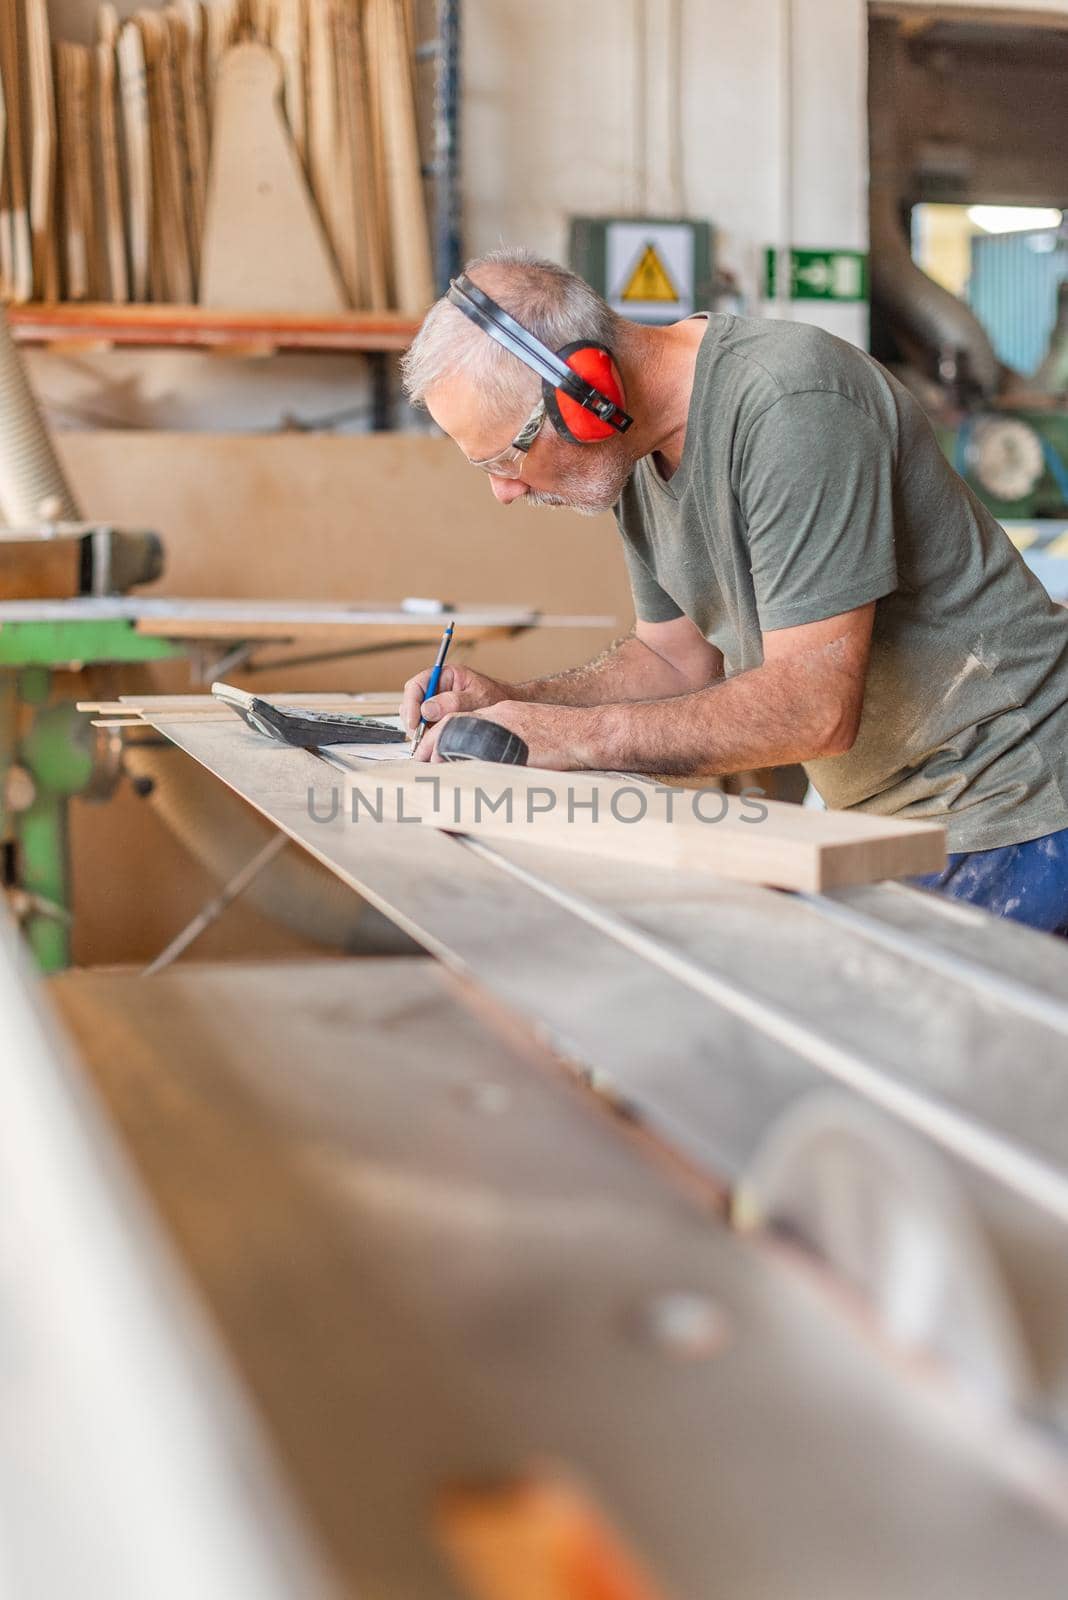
[6,303,422,354]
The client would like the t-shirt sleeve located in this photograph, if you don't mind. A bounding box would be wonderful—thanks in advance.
[619,530,685,623]
[737,391,899,632]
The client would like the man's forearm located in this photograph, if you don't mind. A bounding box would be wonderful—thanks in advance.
[580,643,860,775]
[513,633,707,708]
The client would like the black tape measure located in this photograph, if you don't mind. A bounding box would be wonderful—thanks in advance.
[436,714,529,766]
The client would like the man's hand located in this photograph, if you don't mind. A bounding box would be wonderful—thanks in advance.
[402,663,519,736]
[412,700,606,768]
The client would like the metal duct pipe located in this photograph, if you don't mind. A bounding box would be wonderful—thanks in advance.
[0,314,80,523]
[868,21,1001,398]
[0,307,401,955]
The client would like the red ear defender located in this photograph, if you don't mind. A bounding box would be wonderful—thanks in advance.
[545,342,626,444]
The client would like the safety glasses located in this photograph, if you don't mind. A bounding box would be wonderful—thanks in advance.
[467,397,547,479]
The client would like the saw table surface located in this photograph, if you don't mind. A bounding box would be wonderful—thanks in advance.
[48,956,1068,1599]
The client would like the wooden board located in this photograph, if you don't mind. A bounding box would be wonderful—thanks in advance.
[141,718,1068,1234]
[343,762,947,891]
[0,0,33,301]
[272,0,307,162]
[0,12,9,299]
[368,0,432,312]
[55,42,95,301]
[117,20,153,300]
[169,2,209,280]
[26,0,59,300]
[199,42,346,312]
[76,691,403,714]
[97,8,130,303]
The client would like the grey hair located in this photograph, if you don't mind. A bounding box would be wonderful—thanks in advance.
[400,246,622,426]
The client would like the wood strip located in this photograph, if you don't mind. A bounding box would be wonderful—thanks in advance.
[7,300,420,348]
[373,0,432,312]
[329,0,362,304]
[150,8,194,301]
[77,692,402,713]
[166,4,208,286]
[26,0,59,300]
[304,0,345,300]
[97,8,130,303]
[0,20,10,299]
[362,0,391,300]
[117,20,153,300]
[348,763,946,891]
[0,0,33,301]
[339,0,387,308]
[272,0,306,162]
[55,43,94,301]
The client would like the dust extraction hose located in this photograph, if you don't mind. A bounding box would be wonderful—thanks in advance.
[0,307,404,954]
[0,313,80,522]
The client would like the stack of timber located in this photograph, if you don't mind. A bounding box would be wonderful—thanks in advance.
[0,0,433,312]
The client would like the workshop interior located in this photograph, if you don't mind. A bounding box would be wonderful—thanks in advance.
[5,2,1068,1597]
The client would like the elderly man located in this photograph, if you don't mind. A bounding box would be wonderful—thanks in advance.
[400,248,1068,931]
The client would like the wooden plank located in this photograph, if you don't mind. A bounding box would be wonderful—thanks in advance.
[8,301,420,349]
[0,0,33,301]
[199,42,346,312]
[142,718,1068,1241]
[26,0,59,300]
[0,13,9,299]
[305,0,345,301]
[370,0,432,312]
[352,762,946,891]
[142,715,822,1186]
[77,691,403,714]
[163,5,202,289]
[58,42,98,302]
[117,20,153,300]
[97,8,130,303]
[132,618,516,645]
[272,0,307,162]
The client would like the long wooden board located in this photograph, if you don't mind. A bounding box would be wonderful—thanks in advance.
[341,761,947,891]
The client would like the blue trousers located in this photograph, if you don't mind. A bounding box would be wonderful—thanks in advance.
[911,826,1068,936]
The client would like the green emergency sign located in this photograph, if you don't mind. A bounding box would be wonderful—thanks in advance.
[764,248,869,302]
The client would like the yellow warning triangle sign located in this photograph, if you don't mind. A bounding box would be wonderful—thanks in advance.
[621,242,679,302]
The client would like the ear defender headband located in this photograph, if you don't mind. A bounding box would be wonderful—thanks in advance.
[446,273,633,444]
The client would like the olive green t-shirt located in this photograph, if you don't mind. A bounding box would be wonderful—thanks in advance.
[614,313,1068,853]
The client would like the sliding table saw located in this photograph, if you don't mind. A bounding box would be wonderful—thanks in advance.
[9,699,1068,1597]
[0,591,610,969]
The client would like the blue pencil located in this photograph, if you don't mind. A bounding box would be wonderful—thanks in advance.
[411,621,455,752]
